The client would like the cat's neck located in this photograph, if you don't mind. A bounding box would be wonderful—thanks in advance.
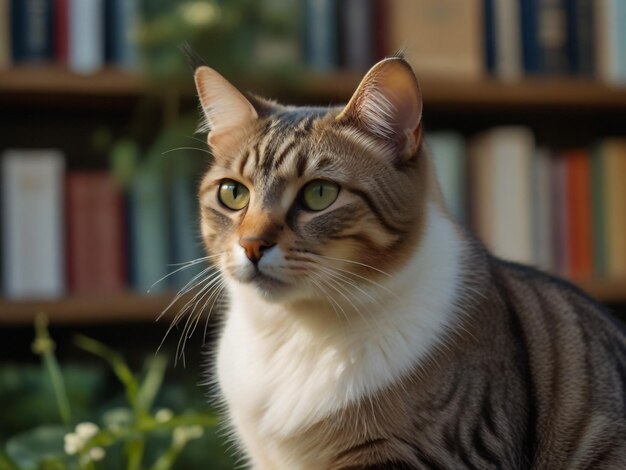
[220,202,471,435]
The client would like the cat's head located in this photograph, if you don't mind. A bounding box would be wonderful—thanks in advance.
[194,58,432,303]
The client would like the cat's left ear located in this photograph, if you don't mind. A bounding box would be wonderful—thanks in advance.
[337,57,423,159]
[194,66,258,150]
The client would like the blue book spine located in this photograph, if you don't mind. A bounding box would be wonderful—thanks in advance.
[68,0,104,73]
[566,0,594,76]
[10,0,54,63]
[521,0,540,74]
[169,168,205,289]
[304,0,337,72]
[484,0,496,74]
[105,0,139,69]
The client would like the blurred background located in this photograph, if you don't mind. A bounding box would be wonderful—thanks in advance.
[0,0,625,467]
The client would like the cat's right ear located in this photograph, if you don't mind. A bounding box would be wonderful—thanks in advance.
[194,66,258,151]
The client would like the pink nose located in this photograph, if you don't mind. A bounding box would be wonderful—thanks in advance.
[239,237,275,264]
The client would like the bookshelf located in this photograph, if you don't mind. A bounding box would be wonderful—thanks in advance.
[1,68,626,325]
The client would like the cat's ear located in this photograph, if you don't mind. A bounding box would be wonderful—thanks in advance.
[194,66,258,149]
[337,57,423,158]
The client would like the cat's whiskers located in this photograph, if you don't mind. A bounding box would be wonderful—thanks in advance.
[161,146,212,156]
[157,270,221,354]
[148,254,219,293]
[173,272,224,361]
[315,265,386,309]
[314,254,393,277]
[309,273,350,326]
[155,265,217,322]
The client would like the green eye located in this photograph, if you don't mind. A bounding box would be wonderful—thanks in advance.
[302,180,339,211]
[218,179,250,210]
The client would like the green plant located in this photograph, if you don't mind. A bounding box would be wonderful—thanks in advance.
[1,315,230,470]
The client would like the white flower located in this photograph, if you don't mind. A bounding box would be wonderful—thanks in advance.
[75,422,99,440]
[155,408,174,423]
[180,2,219,27]
[88,447,106,461]
[64,433,82,455]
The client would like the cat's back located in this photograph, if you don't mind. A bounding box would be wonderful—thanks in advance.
[495,259,626,468]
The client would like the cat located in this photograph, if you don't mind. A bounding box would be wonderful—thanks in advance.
[191,56,626,469]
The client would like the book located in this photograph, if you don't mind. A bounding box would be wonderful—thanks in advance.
[565,150,593,279]
[493,0,523,79]
[372,0,389,60]
[339,0,373,71]
[0,0,10,68]
[303,0,338,72]
[469,127,534,264]
[1,150,65,299]
[591,145,607,277]
[10,0,54,63]
[169,156,205,289]
[387,0,484,78]
[68,0,104,74]
[566,0,595,76]
[550,154,569,275]
[105,0,139,70]
[594,0,626,85]
[128,165,170,294]
[426,132,466,222]
[532,148,553,271]
[600,140,626,278]
[66,172,126,294]
[522,0,570,74]
[54,0,69,64]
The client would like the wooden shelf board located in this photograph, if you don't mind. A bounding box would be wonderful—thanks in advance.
[0,292,175,325]
[0,65,145,96]
[3,67,626,109]
[0,278,623,326]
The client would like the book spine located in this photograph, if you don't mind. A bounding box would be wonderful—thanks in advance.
[68,0,104,74]
[106,0,139,70]
[54,0,69,64]
[10,0,54,63]
[342,0,373,71]
[565,151,593,279]
[66,173,126,294]
[566,0,594,76]
[590,145,606,277]
[536,0,569,74]
[494,0,523,79]
[1,150,65,299]
[0,0,11,68]
[372,0,388,60]
[129,169,170,294]
[521,0,540,73]
[304,0,337,72]
[484,0,496,74]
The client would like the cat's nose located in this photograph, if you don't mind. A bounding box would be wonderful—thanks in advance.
[239,237,275,264]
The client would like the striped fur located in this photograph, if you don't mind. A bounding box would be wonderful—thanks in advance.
[194,59,626,469]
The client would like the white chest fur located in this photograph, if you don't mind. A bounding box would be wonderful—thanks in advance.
[216,204,465,467]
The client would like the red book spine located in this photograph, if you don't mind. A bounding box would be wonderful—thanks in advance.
[373,0,389,60]
[55,0,69,64]
[566,150,593,279]
[66,173,127,294]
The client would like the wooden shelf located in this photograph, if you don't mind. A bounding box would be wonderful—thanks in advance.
[3,66,626,110]
[0,292,175,325]
[0,278,623,326]
[0,65,145,96]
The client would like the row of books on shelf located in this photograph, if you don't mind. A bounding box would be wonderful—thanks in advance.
[304,0,626,83]
[4,0,625,85]
[0,0,138,73]
[1,133,625,301]
[0,149,204,300]
[429,129,626,280]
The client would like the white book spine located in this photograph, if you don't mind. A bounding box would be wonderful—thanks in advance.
[69,0,104,74]
[1,150,65,299]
